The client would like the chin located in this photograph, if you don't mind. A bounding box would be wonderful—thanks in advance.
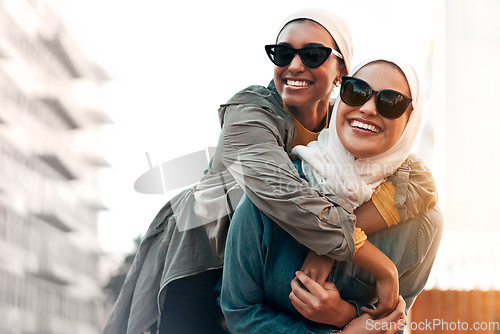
[346,147,378,159]
[282,98,303,109]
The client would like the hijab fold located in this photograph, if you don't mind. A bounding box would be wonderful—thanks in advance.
[291,57,423,211]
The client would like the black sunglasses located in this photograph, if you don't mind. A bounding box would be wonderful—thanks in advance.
[265,44,343,69]
[340,76,412,120]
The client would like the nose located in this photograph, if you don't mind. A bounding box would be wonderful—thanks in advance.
[287,54,306,74]
[358,95,378,117]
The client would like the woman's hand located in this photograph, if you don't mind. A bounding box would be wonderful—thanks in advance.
[289,271,356,328]
[361,269,399,318]
[342,295,407,334]
[300,250,334,285]
[352,241,399,318]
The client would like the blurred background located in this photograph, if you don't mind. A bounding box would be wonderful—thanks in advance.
[0,0,499,333]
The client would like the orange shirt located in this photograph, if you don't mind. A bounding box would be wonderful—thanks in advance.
[285,104,328,149]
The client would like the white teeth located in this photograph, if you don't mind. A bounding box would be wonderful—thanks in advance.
[350,120,380,133]
[286,80,309,87]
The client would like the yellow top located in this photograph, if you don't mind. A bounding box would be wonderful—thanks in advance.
[284,103,328,149]
[371,181,400,227]
[354,227,367,252]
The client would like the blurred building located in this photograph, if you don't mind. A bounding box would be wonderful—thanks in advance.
[0,0,110,333]
[443,0,500,233]
[409,0,500,332]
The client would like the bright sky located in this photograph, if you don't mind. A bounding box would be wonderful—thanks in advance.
[46,0,442,260]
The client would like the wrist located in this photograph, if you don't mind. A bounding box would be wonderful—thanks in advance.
[334,299,357,328]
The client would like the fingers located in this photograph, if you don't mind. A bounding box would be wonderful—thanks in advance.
[376,297,407,333]
[365,283,399,319]
[302,269,320,283]
[361,296,406,329]
[290,277,310,304]
[361,305,381,317]
[289,285,308,314]
[308,269,329,285]
[380,296,406,324]
[299,251,334,285]
[322,281,339,292]
[343,299,407,334]
[361,304,393,319]
[290,272,326,316]
[294,271,323,296]
[360,298,397,319]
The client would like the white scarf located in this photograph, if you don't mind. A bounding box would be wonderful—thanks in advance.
[291,57,423,211]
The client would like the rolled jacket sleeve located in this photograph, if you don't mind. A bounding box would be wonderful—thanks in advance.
[212,95,356,261]
[386,154,438,222]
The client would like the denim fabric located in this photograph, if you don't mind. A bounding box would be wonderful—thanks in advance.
[221,195,443,333]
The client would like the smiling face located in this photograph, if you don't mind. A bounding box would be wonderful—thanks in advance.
[274,20,345,112]
[335,61,412,159]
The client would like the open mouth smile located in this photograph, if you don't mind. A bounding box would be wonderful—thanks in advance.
[285,79,311,87]
[349,119,381,133]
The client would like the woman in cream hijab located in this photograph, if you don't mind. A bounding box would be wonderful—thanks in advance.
[221,58,443,333]
[293,57,423,211]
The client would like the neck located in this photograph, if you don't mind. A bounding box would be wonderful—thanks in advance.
[287,99,330,132]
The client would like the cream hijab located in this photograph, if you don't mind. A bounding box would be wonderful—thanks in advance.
[291,58,423,211]
[276,9,353,73]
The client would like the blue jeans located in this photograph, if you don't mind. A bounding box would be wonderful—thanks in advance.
[221,195,443,334]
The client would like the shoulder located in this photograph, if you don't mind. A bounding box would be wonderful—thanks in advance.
[218,81,289,126]
[411,205,444,262]
[403,153,431,171]
[392,153,435,186]
[222,83,281,109]
[407,205,443,257]
[422,205,444,233]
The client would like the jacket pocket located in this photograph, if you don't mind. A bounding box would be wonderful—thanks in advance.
[348,276,377,304]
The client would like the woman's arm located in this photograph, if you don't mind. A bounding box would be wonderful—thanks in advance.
[357,155,438,234]
[214,101,356,261]
[341,296,407,334]
[293,242,399,324]
[296,205,442,325]
[352,242,398,318]
[300,155,438,283]
[289,281,408,334]
[354,200,386,235]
